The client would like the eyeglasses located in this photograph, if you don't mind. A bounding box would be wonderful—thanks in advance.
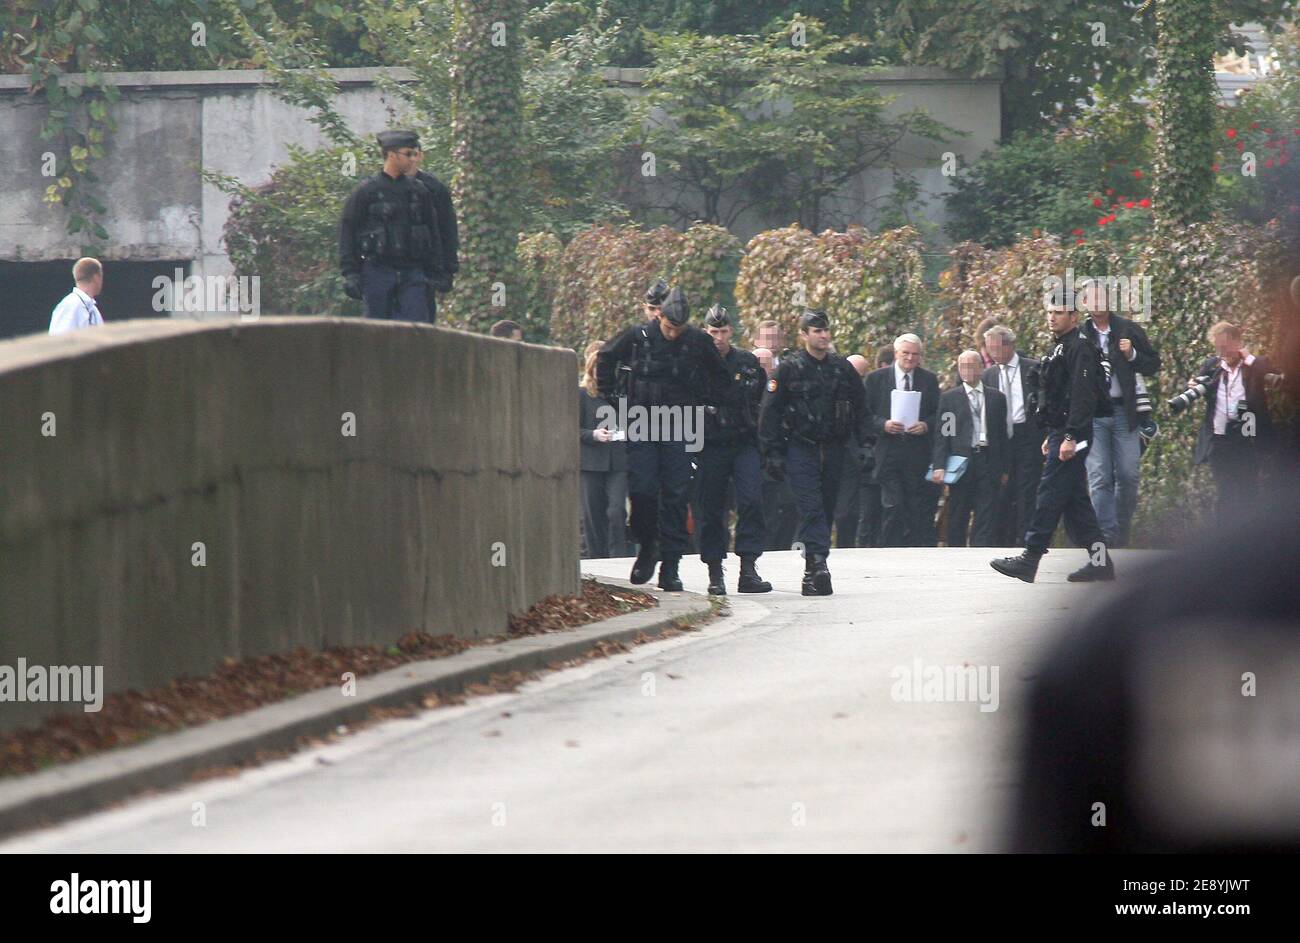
[396,149,419,158]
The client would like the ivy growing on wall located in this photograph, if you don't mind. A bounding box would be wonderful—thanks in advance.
[448,0,526,331]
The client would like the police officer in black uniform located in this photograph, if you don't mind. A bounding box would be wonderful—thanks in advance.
[759,309,869,596]
[597,288,731,591]
[409,143,459,321]
[339,130,443,321]
[643,278,669,318]
[696,304,772,596]
[991,301,1116,583]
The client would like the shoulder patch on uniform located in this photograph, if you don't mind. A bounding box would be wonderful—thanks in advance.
[767,378,778,392]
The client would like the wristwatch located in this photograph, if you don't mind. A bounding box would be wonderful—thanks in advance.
[1063,433,1076,442]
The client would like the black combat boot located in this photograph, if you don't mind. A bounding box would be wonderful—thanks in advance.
[736,554,772,594]
[630,541,659,585]
[990,548,1045,583]
[706,561,727,596]
[801,554,832,596]
[810,554,833,595]
[1067,552,1116,582]
[657,554,684,592]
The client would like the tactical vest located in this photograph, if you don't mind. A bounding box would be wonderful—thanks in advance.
[782,351,856,443]
[626,326,707,407]
[357,177,440,269]
[706,349,765,442]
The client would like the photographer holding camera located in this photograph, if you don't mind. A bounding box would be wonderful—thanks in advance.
[1186,321,1278,520]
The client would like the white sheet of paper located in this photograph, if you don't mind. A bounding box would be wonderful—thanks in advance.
[1074,439,1088,452]
[891,389,921,426]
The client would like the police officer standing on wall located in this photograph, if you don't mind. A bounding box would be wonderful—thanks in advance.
[991,300,1116,583]
[696,304,772,596]
[339,130,443,321]
[408,143,459,321]
[759,309,869,596]
[597,288,731,591]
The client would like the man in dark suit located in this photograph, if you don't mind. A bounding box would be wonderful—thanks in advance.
[863,333,941,547]
[1078,279,1161,548]
[983,325,1043,546]
[1190,320,1278,523]
[933,351,1010,547]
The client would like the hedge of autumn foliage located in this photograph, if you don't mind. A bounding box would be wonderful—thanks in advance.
[943,222,1294,544]
[733,225,931,361]
[549,223,742,347]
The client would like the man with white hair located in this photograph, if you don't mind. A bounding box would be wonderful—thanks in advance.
[933,351,1010,546]
[862,333,941,546]
[49,257,106,334]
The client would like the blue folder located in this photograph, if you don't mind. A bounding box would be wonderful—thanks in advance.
[925,454,969,485]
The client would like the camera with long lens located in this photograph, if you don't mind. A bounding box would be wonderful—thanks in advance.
[1168,375,1213,415]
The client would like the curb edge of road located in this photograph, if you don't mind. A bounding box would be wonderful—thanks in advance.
[0,579,714,839]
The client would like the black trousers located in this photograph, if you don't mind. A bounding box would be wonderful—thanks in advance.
[946,449,998,547]
[762,472,799,551]
[627,439,693,556]
[696,439,766,562]
[1208,433,1262,524]
[877,453,937,547]
[787,438,846,558]
[581,469,629,559]
[856,479,883,548]
[996,422,1045,545]
[833,450,863,548]
[1024,433,1104,554]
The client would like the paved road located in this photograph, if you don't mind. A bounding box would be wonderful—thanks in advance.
[2,548,1149,853]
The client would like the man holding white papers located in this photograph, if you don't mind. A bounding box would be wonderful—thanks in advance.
[991,301,1115,583]
[932,351,1009,547]
[862,333,941,547]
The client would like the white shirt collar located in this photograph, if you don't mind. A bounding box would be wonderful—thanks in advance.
[1005,353,1019,371]
[73,286,97,306]
[964,381,982,395]
[894,363,913,384]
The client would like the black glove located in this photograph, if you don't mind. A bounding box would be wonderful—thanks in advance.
[343,274,363,300]
[432,273,454,294]
[764,453,786,482]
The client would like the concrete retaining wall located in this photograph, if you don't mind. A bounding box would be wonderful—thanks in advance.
[0,318,579,732]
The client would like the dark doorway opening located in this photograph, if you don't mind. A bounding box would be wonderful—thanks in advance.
[0,259,188,341]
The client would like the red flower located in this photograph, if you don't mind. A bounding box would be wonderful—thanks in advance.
[1077,239,1086,245]
[1097,216,1109,226]
[1105,188,1114,195]
[1092,197,1104,207]
[1072,228,1085,235]
[1236,141,1245,151]
[1250,122,1259,130]
[1138,198,1151,208]
[1265,158,1274,168]
[1132,170,1143,179]
[1226,128,1238,138]
[1124,201,1136,209]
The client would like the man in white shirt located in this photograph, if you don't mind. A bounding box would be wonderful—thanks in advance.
[933,351,1010,546]
[983,325,1044,546]
[1191,321,1277,521]
[49,257,106,334]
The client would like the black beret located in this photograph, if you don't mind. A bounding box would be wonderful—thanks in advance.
[645,279,670,306]
[704,304,730,327]
[661,287,689,325]
[799,308,829,330]
[377,129,420,151]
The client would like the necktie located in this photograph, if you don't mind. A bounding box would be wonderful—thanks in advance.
[904,373,911,392]
[1002,365,1014,435]
[970,389,984,446]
